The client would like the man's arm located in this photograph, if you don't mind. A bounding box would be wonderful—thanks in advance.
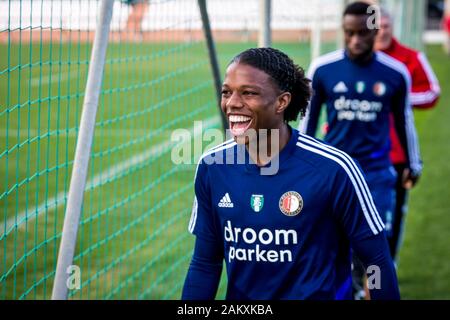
[410,52,440,109]
[352,233,400,300]
[182,235,223,300]
[183,161,224,299]
[391,70,422,188]
[331,159,400,299]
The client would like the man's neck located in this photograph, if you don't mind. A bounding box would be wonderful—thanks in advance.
[247,124,290,166]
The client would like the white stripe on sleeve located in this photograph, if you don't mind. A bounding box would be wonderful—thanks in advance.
[298,135,384,234]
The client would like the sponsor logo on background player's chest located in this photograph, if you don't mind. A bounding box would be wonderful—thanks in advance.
[332,80,384,122]
[355,81,366,94]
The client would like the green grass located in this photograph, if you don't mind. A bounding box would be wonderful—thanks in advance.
[0,39,219,299]
[1,39,449,300]
[395,45,450,299]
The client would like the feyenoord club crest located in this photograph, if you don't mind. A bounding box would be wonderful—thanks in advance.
[250,194,264,213]
[279,191,303,216]
[373,82,386,96]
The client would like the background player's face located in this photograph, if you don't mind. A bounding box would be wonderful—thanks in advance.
[343,14,378,60]
[374,16,393,51]
[221,62,288,142]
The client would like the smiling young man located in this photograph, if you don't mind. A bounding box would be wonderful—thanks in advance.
[299,1,422,299]
[182,47,400,300]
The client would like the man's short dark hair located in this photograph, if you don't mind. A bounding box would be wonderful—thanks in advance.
[343,1,371,17]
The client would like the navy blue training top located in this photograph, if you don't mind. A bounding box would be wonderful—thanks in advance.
[300,50,421,175]
[183,128,399,300]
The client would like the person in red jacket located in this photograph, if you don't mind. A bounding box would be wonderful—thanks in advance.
[444,14,450,54]
[374,8,441,261]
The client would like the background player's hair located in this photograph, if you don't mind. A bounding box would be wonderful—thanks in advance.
[343,1,371,17]
[230,47,311,122]
[379,7,393,22]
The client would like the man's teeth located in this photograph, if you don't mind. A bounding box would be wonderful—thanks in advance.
[229,115,251,123]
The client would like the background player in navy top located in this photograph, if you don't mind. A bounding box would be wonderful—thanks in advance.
[375,7,441,261]
[299,1,421,299]
[182,47,399,300]
[300,1,422,231]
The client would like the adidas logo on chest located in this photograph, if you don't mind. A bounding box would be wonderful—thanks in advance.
[218,193,234,208]
[333,81,348,93]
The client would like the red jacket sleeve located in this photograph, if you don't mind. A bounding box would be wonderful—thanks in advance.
[409,52,441,109]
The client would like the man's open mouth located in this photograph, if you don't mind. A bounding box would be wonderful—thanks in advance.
[229,114,253,136]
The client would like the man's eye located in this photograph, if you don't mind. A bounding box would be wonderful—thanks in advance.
[221,90,230,96]
[243,91,257,95]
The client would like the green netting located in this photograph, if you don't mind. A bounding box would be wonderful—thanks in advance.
[0,0,223,300]
[1,0,340,300]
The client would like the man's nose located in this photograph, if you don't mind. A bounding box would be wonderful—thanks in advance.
[226,92,244,109]
[351,35,362,46]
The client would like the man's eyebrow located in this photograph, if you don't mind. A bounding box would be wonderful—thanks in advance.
[221,84,262,90]
[240,85,261,89]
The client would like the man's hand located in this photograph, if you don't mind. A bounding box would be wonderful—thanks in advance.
[402,168,420,189]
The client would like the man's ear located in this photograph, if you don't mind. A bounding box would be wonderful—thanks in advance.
[276,92,291,114]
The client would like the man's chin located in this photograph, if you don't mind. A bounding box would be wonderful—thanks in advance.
[234,135,250,145]
[349,49,373,61]
[228,126,257,145]
[349,50,364,57]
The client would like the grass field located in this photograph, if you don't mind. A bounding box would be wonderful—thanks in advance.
[0,39,220,299]
[394,45,450,299]
[1,39,449,300]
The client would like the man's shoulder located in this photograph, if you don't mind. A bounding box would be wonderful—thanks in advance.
[375,51,411,83]
[391,38,419,57]
[197,139,238,168]
[308,49,346,77]
[293,133,355,175]
[383,39,421,70]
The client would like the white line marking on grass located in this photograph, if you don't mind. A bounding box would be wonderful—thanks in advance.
[1,116,221,237]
